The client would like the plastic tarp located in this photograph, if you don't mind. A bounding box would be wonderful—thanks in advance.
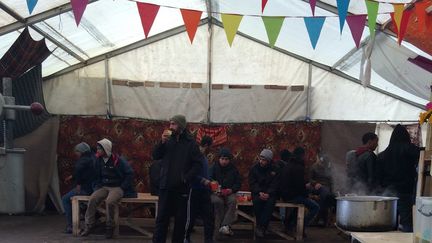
[310,66,422,121]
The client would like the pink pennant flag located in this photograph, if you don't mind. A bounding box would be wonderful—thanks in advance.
[346,15,367,48]
[70,0,89,26]
[310,0,317,16]
[262,0,269,13]
[137,2,160,38]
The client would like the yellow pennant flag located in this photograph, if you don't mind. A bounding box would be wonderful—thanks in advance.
[393,4,404,33]
[221,14,243,47]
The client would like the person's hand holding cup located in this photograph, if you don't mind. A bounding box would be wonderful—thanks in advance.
[162,129,172,143]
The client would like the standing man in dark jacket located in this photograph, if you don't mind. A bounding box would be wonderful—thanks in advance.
[152,115,203,243]
[81,138,136,239]
[376,125,420,232]
[185,136,215,243]
[62,142,96,234]
[279,147,319,237]
[348,132,378,192]
[210,148,241,237]
[249,149,280,238]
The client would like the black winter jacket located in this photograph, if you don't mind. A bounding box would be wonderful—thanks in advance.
[72,151,96,193]
[248,162,280,199]
[94,154,137,198]
[152,131,203,193]
[210,162,241,193]
[279,159,307,201]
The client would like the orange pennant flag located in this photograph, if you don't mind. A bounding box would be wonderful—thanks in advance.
[392,4,404,33]
[180,9,202,44]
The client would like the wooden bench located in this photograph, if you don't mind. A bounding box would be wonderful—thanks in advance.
[236,200,305,241]
[71,192,158,237]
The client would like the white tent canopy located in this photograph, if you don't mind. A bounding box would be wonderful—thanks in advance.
[0,0,430,123]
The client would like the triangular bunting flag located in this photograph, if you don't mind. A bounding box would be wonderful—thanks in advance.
[336,0,350,34]
[304,17,326,49]
[71,0,89,26]
[26,0,38,14]
[137,2,160,38]
[392,4,404,33]
[415,1,428,32]
[180,9,202,44]
[365,0,379,39]
[262,17,285,48]
[309,0,317,16]
[346,15,367,48]
[221,14,243,47]
[262,0,269,13]
[397,10,412,45]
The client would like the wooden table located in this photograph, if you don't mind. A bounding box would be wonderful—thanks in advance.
[350,232,413,243]
[237,200,305,241]
[71,193,158,237]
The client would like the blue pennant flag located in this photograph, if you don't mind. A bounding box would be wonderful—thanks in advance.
[26,0,38,14]
[303,17,326,49]
[337,0,350,34]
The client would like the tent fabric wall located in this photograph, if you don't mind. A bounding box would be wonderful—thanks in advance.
[310,66,422,121]
[14,116,61,213]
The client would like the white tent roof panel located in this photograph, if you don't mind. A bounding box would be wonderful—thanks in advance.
[0,0,68,19]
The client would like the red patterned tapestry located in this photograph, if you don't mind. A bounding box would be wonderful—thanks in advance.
[58,116,321,195]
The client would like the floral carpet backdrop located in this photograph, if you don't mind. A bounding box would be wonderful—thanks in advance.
[58,116,321,194]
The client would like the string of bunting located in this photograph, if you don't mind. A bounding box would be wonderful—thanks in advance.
[24,0,430,50]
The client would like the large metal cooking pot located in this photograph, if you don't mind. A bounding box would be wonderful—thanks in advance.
[336,196,398,232]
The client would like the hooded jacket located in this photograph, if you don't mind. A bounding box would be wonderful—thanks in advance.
[72,151,96,193]
[248,162,280,199]
[152,130,203,193]
[353,146,377,189]
[94,139,136,198]
[279,158,307,200]
[209,161,241,193]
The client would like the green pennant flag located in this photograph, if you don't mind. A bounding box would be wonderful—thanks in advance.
[365,0,379,39]
[221,14,243,47]
[262,16,285,48]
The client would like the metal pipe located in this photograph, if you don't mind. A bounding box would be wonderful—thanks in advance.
[3,105,31,111]
[104,58,112,117]
[306,63,313,119]
[2,78,13,149]
[205,0,214,124]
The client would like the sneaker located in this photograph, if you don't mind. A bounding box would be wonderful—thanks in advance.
[62,226,72,234]
[255,227,264,238]
[80,225,94,237]
[219,225,234,236]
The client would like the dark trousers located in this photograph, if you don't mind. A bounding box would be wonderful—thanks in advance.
[62,189,91,227]
[186,189,214,243]
[397,193,414,232]
[153,189,189,243]
[309,186,335,223]
[284,196,320,230]
[253,196,277,229]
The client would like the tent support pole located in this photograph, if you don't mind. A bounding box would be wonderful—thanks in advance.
[206,0,214,124]
[306,63,312,119]
[104,58,112,118]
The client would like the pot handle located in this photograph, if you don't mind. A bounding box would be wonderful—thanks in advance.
[417,205,432,217]
[373,201,378,210]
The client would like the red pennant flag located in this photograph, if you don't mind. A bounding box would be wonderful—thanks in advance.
[136,2,160,38]
[390,10,412,45]
[262,0,269,13]
[346,15,367,48]
[415,1,428,32]
[180,9,202,44]
[71,0,89,26]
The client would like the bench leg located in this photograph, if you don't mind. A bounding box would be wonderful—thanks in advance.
[296,207,304,241]
[114,205,120,237]
[72,198,80,237]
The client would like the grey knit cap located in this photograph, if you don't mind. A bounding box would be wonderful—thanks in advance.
[260,149,273,161]
[74,142,91,153]
[170,115,187,131]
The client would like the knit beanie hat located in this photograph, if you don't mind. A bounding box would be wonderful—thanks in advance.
[219,147,233,159]
[260,149,273,161]
[170,115,187,131]
[74,142,91,153]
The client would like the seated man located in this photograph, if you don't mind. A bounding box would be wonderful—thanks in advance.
[307,153,335,226]
[61,142,96,234]
[80,138,136,239]
[279,147,319,237]
[210,148,241,237]
[249,149,280,238]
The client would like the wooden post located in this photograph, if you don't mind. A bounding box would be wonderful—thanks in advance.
[72,197,80,236]
[296,206,305,241]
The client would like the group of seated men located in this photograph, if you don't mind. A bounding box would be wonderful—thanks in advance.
[62,114,335,242]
